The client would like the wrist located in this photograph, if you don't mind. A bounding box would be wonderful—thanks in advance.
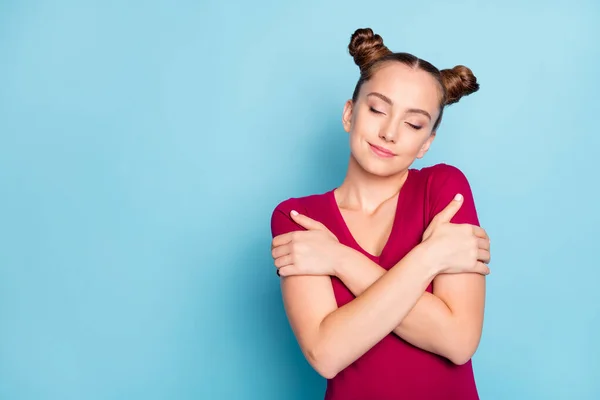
[333,243,355,277]
[411,241,444,278]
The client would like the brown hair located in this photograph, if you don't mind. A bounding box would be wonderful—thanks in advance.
[348,28,479,131]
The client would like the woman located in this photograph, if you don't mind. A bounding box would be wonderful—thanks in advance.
[270,28,491,400]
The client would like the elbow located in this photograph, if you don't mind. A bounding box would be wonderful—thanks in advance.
[446,333,481,366]
[447,350,473,366]
[306,346,341,379]
[315,364,339,380]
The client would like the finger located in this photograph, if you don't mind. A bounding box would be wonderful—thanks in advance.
[434,194,464,223]
[271,232,295,248]
[271,244,291,260]
[277,265,298,277]
[474,261,491,276]
[290,210,326,231]
[274,254,293,269]
[477,237,490,251]
[472,226,489,240]
[477,249,491,264]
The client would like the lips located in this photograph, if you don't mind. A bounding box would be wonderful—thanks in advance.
[369,143,396,158]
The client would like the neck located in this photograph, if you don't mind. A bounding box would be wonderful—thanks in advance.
[334,155,410,213]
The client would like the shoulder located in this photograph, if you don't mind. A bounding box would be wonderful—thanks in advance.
[417,163,479,224]
[272,191,330,216]
[418,163,471,188]
[270,191,332,237]
[409,163,474,200]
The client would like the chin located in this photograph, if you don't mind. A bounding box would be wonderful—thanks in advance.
[350,146,407,177]
[358,159,401,178]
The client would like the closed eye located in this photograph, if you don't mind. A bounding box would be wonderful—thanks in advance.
[369,107,384,115]
[406,122,422,130]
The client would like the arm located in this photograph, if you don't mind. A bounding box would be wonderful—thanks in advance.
[425,165,486,365]
[334,246,476,365]
[271,205,440,379]
[332,165,487,365]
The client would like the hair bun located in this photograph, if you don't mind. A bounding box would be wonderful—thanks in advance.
[348,28,392,72]
[440,65,479,105]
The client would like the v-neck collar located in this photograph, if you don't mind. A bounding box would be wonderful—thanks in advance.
[328,169,414,260]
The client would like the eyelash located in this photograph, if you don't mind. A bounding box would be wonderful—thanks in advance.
[369,107,423,130]
[406,123,422,130]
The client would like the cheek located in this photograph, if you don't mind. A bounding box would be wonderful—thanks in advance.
[352,112,380,135]
[348,132,366,155]
[392,130,425,153]
[348,120,376,146]
[403,136,427,153]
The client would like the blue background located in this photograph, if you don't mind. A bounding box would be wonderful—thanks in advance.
[1,1,599,399]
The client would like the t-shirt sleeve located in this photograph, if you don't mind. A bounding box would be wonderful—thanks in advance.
[426,164,480,227]
[270,198,307,238]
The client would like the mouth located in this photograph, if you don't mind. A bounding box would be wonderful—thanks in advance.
[368,143,396,158]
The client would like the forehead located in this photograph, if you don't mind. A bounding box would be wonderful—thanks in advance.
[361,62,441,112]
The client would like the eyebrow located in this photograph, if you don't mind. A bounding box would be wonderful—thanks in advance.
[367,92,393,105]
[366,92,432,121]
[406,108,432,121]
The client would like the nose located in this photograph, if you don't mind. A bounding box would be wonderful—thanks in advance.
[379,123,398,143]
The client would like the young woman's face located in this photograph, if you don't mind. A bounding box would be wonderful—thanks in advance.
[343,62,442,177]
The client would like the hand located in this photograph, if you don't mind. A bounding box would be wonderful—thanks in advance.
[271,210,343,277]
[421,194,491,276]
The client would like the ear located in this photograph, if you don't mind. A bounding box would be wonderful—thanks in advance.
[416,132,436,159]
[342,100,354,133]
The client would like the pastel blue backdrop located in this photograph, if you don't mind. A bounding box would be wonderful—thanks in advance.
[1,1,598,399]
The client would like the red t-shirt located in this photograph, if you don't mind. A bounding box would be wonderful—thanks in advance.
[270,163,481,400]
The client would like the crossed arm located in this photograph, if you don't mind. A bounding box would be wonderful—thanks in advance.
[275,214,486,379]
[271,166,488,378]
[276,235,440,379]
[333,244,485,365]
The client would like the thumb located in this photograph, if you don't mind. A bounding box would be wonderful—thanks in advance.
[435,193,464,223]
[290,210,325,231]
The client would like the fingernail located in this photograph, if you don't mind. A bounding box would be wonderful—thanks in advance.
[454,194,463,201]
[291,210,299,216]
